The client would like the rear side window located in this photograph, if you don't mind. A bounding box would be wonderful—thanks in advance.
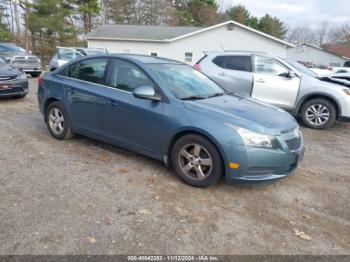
[213,55,252,72]
[76,58,109,84]
[212,56,226,68]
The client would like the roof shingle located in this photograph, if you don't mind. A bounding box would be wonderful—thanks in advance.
[86,24,203,41]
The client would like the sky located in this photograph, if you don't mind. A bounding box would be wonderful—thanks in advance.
[218,0,350,26]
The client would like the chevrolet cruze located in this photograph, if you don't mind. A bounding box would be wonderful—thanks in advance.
[38,54,304,187]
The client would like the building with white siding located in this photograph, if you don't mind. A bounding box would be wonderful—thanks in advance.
[287,43,350,68]
[86,21,294,64]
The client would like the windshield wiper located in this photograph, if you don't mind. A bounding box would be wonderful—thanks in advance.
[207,92,225,98]
[180,95,207,101]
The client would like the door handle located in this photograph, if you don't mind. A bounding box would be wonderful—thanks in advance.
[218,72,227,76]
[255,79,266,83]
[109,99,119,107]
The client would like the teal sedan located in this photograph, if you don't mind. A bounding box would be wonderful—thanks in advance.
[38,54,304,187]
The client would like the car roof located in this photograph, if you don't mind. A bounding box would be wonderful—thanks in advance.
[106,54,183,65]
[206,50,269,56]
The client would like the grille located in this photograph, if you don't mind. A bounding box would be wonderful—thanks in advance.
[285,137,302,151]
[12,56,39,64]
[0,75,18,81]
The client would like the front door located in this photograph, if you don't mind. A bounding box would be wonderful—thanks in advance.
[252,55,300,109]
[103,59,163,155]
[64,57,110,135]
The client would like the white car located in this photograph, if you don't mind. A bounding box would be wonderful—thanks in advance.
[195,51,350,129]
[49,47,108,71]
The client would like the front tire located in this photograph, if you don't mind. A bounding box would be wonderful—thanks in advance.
[300,98,337,129]
[45,101,74,140]
[171,134,223,187]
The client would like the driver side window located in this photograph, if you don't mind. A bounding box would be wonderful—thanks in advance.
[107,59,155,92]
[254,56,288,76]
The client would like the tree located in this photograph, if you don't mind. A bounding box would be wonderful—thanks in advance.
[0,2,11,41]
[172,0,218,26]
[75,0,100,34]
[225,5,249,25]
[258,14,287,39]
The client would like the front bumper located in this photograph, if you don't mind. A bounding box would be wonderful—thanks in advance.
[10,62,42,74]
[224,133,305,184]
[0,79,29,97]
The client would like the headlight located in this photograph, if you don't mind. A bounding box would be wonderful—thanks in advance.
[343,89,350,96]
[226,123,277,148]
[17,73,27,80]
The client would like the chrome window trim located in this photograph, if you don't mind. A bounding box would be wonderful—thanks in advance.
[59,75,133,95]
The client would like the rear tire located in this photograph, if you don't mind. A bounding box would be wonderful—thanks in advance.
[45,101,74,140]
[300,98,337,129]
[171,134,223,187]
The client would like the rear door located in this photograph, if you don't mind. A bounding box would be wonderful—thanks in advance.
[208,55,253,96]
[252,55,300,109]
[64,58,110,135]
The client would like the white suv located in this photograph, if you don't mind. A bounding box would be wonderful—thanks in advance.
[195,51,350,129]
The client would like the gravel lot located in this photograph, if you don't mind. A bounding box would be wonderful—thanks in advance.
[0,78,349,255]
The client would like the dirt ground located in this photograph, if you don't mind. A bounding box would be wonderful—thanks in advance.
[0,78,349,255]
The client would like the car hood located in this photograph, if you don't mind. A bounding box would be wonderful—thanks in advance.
[0,63,21,76]
[183,95,297,135]
[317,76,350,88]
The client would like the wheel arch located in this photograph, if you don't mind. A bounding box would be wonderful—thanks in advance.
[296,93,341,119]
[166,129,227,176]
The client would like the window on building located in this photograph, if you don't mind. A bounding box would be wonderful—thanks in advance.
[150,52,158,57]
[185,52,193,63]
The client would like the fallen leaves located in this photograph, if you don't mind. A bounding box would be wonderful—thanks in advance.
[117,168,129,174]
[192,214,206,223]
[87,236,97,244]
[137,209,151,215]
[293,229,311,241]
[302,214,311,219]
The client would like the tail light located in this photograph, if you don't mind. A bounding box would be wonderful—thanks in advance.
[194,63,201,71]
[38,76,44,86]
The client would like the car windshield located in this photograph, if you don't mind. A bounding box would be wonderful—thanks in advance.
[149,64,225,100]
[282,58,317,77]
[1,44,26,52]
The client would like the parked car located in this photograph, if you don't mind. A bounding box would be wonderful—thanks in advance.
[309,65,333,77]
[195,52,350,129]
[282,58,350,88]
[38,54,304,187]
[331,68,350,81]
[49,47,108,71]
[0,56,28,98]
[0,43,42,77]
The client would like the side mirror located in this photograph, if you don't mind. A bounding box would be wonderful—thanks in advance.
[288,71,296,78]
[133,86,161,101]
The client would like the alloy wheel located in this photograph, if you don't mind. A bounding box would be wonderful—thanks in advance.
[48,108,65,135]
[305,104,330,126]
[178,143,213,181]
